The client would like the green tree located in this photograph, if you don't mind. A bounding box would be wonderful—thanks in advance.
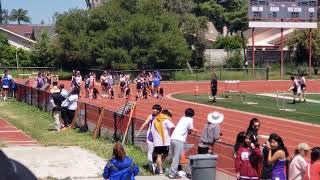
[9,8,31,24]
[287,29,320,70]
[31,31,55,67]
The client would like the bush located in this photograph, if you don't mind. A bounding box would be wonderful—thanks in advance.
[224,51,242,68]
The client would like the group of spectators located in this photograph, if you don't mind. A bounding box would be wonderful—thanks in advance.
[136,105,223,179]
[49,82,79,132]
[234,118,320,180]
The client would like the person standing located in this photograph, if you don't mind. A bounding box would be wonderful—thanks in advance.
[36,72,45,89]
[1,70,14,101]
[210,73,218,102]
[288,143,310,180]
[137,104,162,174]
[150,109,175,175]
[65,88,79,127]
[234,132,262,180]
[266,133,289,180]
[198,111,223,154]
[49,84,65,132]
[304,147,320,180]
[169,108,197,179]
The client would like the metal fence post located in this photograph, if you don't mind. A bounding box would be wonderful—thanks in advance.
[113,113,117,141]
[131,117,135,145]
[266,67,269,80]
[37,90,40,109]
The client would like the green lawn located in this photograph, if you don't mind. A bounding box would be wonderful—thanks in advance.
[173,93,320,124]
[306,94,320,101]
[0,100,150,175]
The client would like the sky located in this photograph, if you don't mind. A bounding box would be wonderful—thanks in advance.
[1,0,87,24]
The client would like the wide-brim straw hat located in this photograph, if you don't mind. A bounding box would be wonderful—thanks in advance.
[207,112,224,124]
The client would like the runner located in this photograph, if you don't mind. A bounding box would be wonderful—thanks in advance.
[153,71,162,98]
[71,70,76,88]
[298,74,306,102]
[1,70,14,101]
[135,75,143,98]
[36,72,45,89]
[289,76,301,104]
[148,72,154,96]
[100,71,108,98]
[75,71,82,96]
[119,74,126,98]
[107,73,114,99]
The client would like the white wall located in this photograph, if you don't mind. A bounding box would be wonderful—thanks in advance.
[204,49,228,66]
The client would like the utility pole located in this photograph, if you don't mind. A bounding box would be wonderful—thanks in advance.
[0,0,3,24]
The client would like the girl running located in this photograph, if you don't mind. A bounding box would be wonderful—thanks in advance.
[100,71,108,98]
[289,76,301,104]
[153,71,162,98]
[119,74,126,98]
[36,72,45,89]
[298,74,306,102]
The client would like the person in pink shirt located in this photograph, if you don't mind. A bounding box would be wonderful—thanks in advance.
[304,147,320,180]
[289,143,310,180]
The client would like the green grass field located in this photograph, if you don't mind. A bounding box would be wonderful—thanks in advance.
[305,94,320,101]
[173,93,320,124]
[0,100,150,175]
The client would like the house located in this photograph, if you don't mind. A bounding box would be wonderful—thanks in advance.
[0,24,55,51]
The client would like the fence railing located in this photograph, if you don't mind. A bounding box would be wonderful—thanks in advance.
[15,82,236,175]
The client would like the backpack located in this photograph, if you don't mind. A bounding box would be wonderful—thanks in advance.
[108,161,136,180]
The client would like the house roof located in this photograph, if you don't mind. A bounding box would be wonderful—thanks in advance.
[0,24,55,41]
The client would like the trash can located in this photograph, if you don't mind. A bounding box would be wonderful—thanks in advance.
[189,154,218,180]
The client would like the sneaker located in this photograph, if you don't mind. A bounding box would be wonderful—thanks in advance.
[149,163,156,175]
[168,173,181,179]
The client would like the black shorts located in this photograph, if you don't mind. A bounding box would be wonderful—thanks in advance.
[211,88,217,96]
[137,83,142,90]
[153,146,169,155]
[120,82,126,88]
[301,84,306,90]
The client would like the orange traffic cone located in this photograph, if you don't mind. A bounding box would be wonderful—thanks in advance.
[179,151,188,165]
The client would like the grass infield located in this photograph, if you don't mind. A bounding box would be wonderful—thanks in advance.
[173,93,320,124]
[0,100,150,175]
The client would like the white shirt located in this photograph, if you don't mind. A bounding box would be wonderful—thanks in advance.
[67,94,78,110]
[289,154,307,180]
[171,116,194,142]
[151,119,174,147]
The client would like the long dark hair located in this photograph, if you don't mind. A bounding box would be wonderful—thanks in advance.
[268,133,289,157]
[234,131,246,152]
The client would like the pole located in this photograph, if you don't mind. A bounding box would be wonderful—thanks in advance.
[280,28,284,79]
[252,28,255,78]
[308,29,312,77]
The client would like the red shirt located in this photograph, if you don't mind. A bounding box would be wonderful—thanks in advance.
[304,161,320,180]
[234,146,262,179]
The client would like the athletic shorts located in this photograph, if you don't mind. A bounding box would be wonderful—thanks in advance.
[120,82,126,88]
[137,83,142,90]
[211,88,217,96]
[153,146,169,155]
[301,84,306,90]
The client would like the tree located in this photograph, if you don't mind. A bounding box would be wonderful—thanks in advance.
[31,31,55,67]
[54,0,199,70]
[9,8,31,24]
[287,29,320,71]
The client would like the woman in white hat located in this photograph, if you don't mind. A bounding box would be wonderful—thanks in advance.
[198,111,223,154]
[288,143,310,180]
[49,84,65,132]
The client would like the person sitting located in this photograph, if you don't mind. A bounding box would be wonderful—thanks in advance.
[103,142,139,180]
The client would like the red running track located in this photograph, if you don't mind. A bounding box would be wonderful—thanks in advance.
[25,79,320,175]
[0,119,39,146]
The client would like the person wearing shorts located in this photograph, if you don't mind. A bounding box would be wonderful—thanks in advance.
[119,74,126,98]
[135,76,143,98]
[299,74,306,102]
[153,73,161,98]
[210,73,218,102]
[290,76,301,103]
[100,71,108,98]
[151,110,175,175]
[137,104,162,174]
[1,70,14,101]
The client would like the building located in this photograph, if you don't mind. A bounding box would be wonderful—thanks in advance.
[0,24,56,51]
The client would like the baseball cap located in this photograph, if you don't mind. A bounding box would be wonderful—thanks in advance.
[298,143,311,151]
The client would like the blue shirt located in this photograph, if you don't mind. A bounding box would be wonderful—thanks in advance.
[103,156,139,180]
